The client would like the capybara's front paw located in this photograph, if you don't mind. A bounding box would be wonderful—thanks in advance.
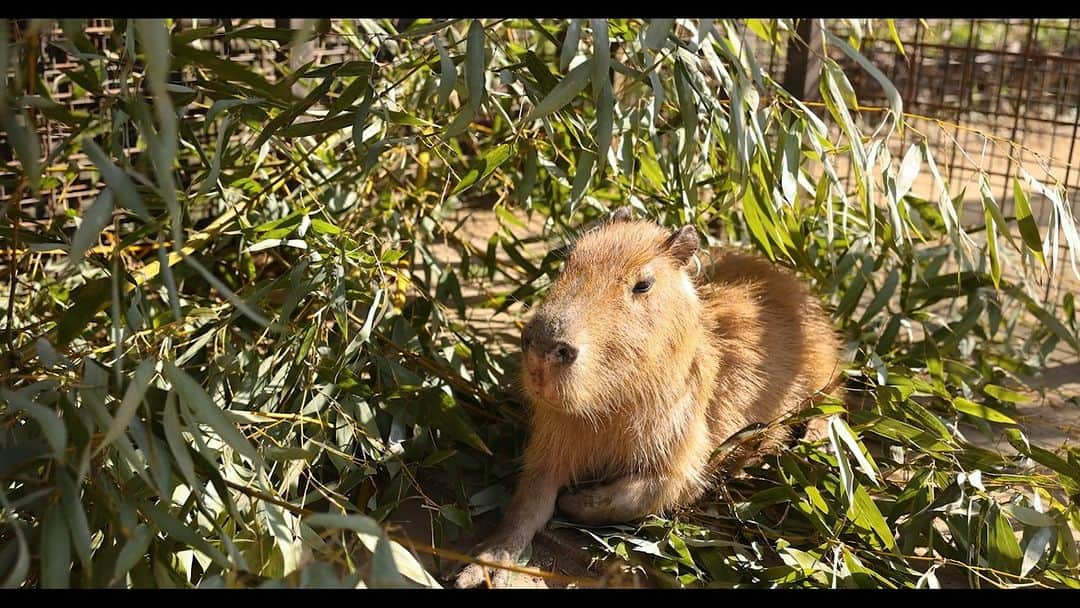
[453,547,515,588]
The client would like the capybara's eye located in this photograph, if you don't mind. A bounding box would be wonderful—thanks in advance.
[632,278,654,294]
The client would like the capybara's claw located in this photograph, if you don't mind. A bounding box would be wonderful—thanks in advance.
[453,562,488,588]
[453,549,514,588]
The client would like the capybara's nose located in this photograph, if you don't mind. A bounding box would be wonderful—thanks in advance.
[522,317,577,366]
[551,342,578,365]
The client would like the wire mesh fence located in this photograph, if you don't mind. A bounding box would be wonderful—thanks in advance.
[2,19,1078,224]
[747,18,1080,221]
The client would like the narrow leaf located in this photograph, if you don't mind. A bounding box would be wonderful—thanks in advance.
[953,397,1017,424]
[644,19,673,50]
[163,362,262,466]
[39,504,71,588]
[560,20,582,72]
[3,389,67,461]
[434,35,455,107]
[93,359,157,456]
[524,57,593,123]
[1013,177,1046,267]
[82,140,150,220]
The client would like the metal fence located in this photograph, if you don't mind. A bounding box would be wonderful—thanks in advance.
[752,18,1080,219]
[2,19,1079,222]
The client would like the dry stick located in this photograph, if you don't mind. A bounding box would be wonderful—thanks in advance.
[3,26,38,361]
[4,179,26,361]
[394,536,594,587]
[860,545,1052,589]
[221,478,592,586]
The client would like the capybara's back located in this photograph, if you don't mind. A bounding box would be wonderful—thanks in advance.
[699,250,844,465]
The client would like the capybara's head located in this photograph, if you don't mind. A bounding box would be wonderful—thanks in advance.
[520,208,703,419]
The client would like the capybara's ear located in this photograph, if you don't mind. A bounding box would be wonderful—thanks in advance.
[583,206,632,235]
[661,225,699,266]
[610,206,632,223]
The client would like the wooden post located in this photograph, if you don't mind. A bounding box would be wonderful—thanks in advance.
[782,19,822,101]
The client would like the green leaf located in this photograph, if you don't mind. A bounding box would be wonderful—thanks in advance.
[1003,505,1057,528]
[985,208,1001,288]
[135,20,170,94]
[524,57,592,123]
[82,140,150,221]
[181,256,270,327]
[465,20,487,108]
[0,20,9,98]
[1004,429,1080,487]
[0,515,29,588]
[205,97,265,126]
[570,149,596,209]
[852,485,895,550]
[590,19,609,98]
[441,88,477,135]
[39,503,71,588]
[824,28,902,132]
[418,389,491,455]
[93,359,157,457]
[369,535,411,588]
[434,35,455,108]
[173,41,293,100]
[304,513,383,537]
[57,473,92,571]
[277,112,356,138]
[139,500,230,569]
[828,416,880,485]
[517,145,538,205]
[644,19,673,50]
[1013,177,1045,267]
[1007,286,1080,352]
[310,219,341,235]
[559,20,582,72]
[674,59,698,153]
[111,524,152,584]
[303,60,373,79]
[452,143,512,195]
[1021,527,1054,577]
[952,397,1017,425]
[162,392,200,495]
[828,420,856,504]
[0,111,41,194]
[985,505,1023,573]
[980,175,1019,252]
[2,389,67,461]
[740,186,776,259]
[163,362,263,467]
[982,384,1032,404]
[255,76,335,148]
[858,268,899,325]
[895,143,921,200]
[594,75,614,162]
[524,50,559,93]
[886,20,907,57]
[832,254,869,321]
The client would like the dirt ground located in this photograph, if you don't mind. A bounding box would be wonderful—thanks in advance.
[400,204,1078,588]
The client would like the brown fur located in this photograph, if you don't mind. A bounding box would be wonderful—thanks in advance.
[454,213,844,588]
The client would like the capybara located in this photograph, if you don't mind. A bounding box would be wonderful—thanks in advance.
[454,207,843,587]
